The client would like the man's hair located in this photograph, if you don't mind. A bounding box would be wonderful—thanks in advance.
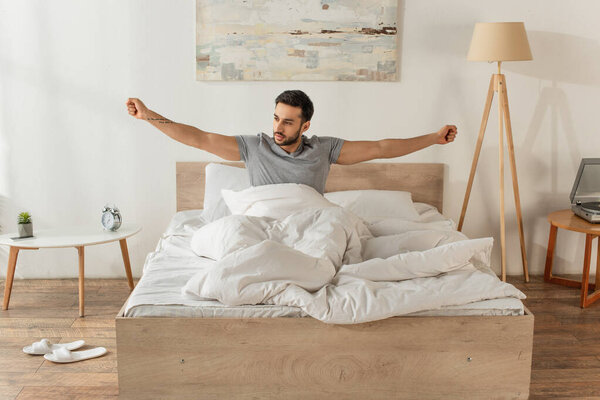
[275,90,314,122]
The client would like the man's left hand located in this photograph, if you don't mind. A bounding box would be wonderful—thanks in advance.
[436,125,457,144]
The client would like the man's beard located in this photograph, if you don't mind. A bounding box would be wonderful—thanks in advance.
[273,126,302,147]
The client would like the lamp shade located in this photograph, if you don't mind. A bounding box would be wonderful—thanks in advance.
[467,22,532,62]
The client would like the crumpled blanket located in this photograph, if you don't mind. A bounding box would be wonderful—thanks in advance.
[182,207,525,324]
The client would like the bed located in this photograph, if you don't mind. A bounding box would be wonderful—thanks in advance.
[116,162,533,399]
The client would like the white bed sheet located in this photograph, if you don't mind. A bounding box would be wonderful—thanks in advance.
[124,204,524,318]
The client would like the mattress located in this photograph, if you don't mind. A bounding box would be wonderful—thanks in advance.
[124,205,525,318]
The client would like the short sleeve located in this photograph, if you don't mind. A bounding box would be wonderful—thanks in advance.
[327,137,345,164]
[235,135,255,162]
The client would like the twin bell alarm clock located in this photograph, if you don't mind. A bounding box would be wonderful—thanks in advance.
[101,204,122,231]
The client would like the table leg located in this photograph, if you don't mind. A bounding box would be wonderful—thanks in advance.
[595,236,600,290]
[119,239,135,291]
[77,246,85,317]
[581,234,593,308]
[2,247,20,310]
[544,224,558,282]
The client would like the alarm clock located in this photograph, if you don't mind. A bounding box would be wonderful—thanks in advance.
[101,204,122,231]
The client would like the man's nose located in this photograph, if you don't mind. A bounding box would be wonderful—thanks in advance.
[276,121,284,131]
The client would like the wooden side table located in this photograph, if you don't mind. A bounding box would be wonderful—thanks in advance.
[0,224,141,316]
[544,210,600,308]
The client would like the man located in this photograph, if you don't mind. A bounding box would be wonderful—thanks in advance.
[126,90,457,193]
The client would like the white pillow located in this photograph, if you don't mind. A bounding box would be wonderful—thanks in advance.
[324,189,420,221]
[202,163,250,222]
[222,183,336,220]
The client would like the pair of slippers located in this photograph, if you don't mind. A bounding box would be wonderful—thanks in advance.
[23,339,107,363]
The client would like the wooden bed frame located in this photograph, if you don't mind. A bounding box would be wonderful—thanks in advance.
[116,162,533,399]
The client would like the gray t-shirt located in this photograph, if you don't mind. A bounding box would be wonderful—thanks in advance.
[235,133,345,194]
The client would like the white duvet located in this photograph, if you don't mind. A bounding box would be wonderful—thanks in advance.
[182,200,525,324]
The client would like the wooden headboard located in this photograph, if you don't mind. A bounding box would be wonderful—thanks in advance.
[176,162,445,212]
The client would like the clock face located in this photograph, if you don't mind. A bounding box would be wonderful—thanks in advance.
[102,212,115,229]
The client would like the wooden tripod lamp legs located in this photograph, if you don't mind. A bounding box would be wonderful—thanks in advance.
[458,75,495,232]
[498,76,507,282]
[458,73,530,282]
[500,76,530,282]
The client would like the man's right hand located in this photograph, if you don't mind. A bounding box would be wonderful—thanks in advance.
[126,98,148,120]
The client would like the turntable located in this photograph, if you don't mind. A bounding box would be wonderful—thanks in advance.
[570,158,600,223]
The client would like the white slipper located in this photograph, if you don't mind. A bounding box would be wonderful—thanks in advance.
[23,339,85,355]
[43,346,107,363]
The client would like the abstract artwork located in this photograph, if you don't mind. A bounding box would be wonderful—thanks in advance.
[196,0,398,81]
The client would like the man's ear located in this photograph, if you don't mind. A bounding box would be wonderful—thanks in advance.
[302,120,310,133]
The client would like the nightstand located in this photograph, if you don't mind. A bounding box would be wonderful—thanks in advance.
[0,224,141,316]
[544,210,600,308]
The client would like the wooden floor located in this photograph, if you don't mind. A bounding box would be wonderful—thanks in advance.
[1,276,600,399]
[0,279,131,400]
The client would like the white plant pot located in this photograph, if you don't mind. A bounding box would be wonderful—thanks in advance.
[18,222,33,238]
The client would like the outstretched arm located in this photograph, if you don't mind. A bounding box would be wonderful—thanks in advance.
[335,125,457,165]
[126,98,240,161]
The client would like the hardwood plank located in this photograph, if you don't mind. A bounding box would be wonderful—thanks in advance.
[532,344,600,358]
[0,307,122,319]
[532,331,579,345]
[0,327,115,338]
[96,285,135,296]
[0,386,22,400]
[556,315,600,325]
[70,319,115,329]
[38,358,117,374]
[0,337,63,348]
[532,355,600,369]
[0,372,117,387]
[4,279,128,288]
[518,289,588,299]
[0,358,45,374]
[0,318,75,329]
[0,346,45,373]
[0,337,51,373]
[529,381,600,398]
[16,386,118,400]
[37,358,117,374]
[0,289,82,299]
[568,325,600,345]
[532,368,600,383]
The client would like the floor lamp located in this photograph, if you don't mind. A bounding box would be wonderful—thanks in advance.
[458,22,532,282]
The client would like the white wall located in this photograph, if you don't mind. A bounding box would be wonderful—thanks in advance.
[1,0,599,279]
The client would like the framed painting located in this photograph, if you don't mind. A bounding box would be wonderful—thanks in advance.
[196,0,398,81]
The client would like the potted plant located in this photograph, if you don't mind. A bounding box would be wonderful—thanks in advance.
[18,211,33,238]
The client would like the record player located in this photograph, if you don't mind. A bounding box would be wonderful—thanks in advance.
[570,158,600,223]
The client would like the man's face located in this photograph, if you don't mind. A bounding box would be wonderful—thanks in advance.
[273,103,309,148]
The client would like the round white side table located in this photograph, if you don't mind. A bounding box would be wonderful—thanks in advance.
[0,224,141,317]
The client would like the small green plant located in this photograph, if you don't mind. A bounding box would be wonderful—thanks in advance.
[18,211,31,224]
